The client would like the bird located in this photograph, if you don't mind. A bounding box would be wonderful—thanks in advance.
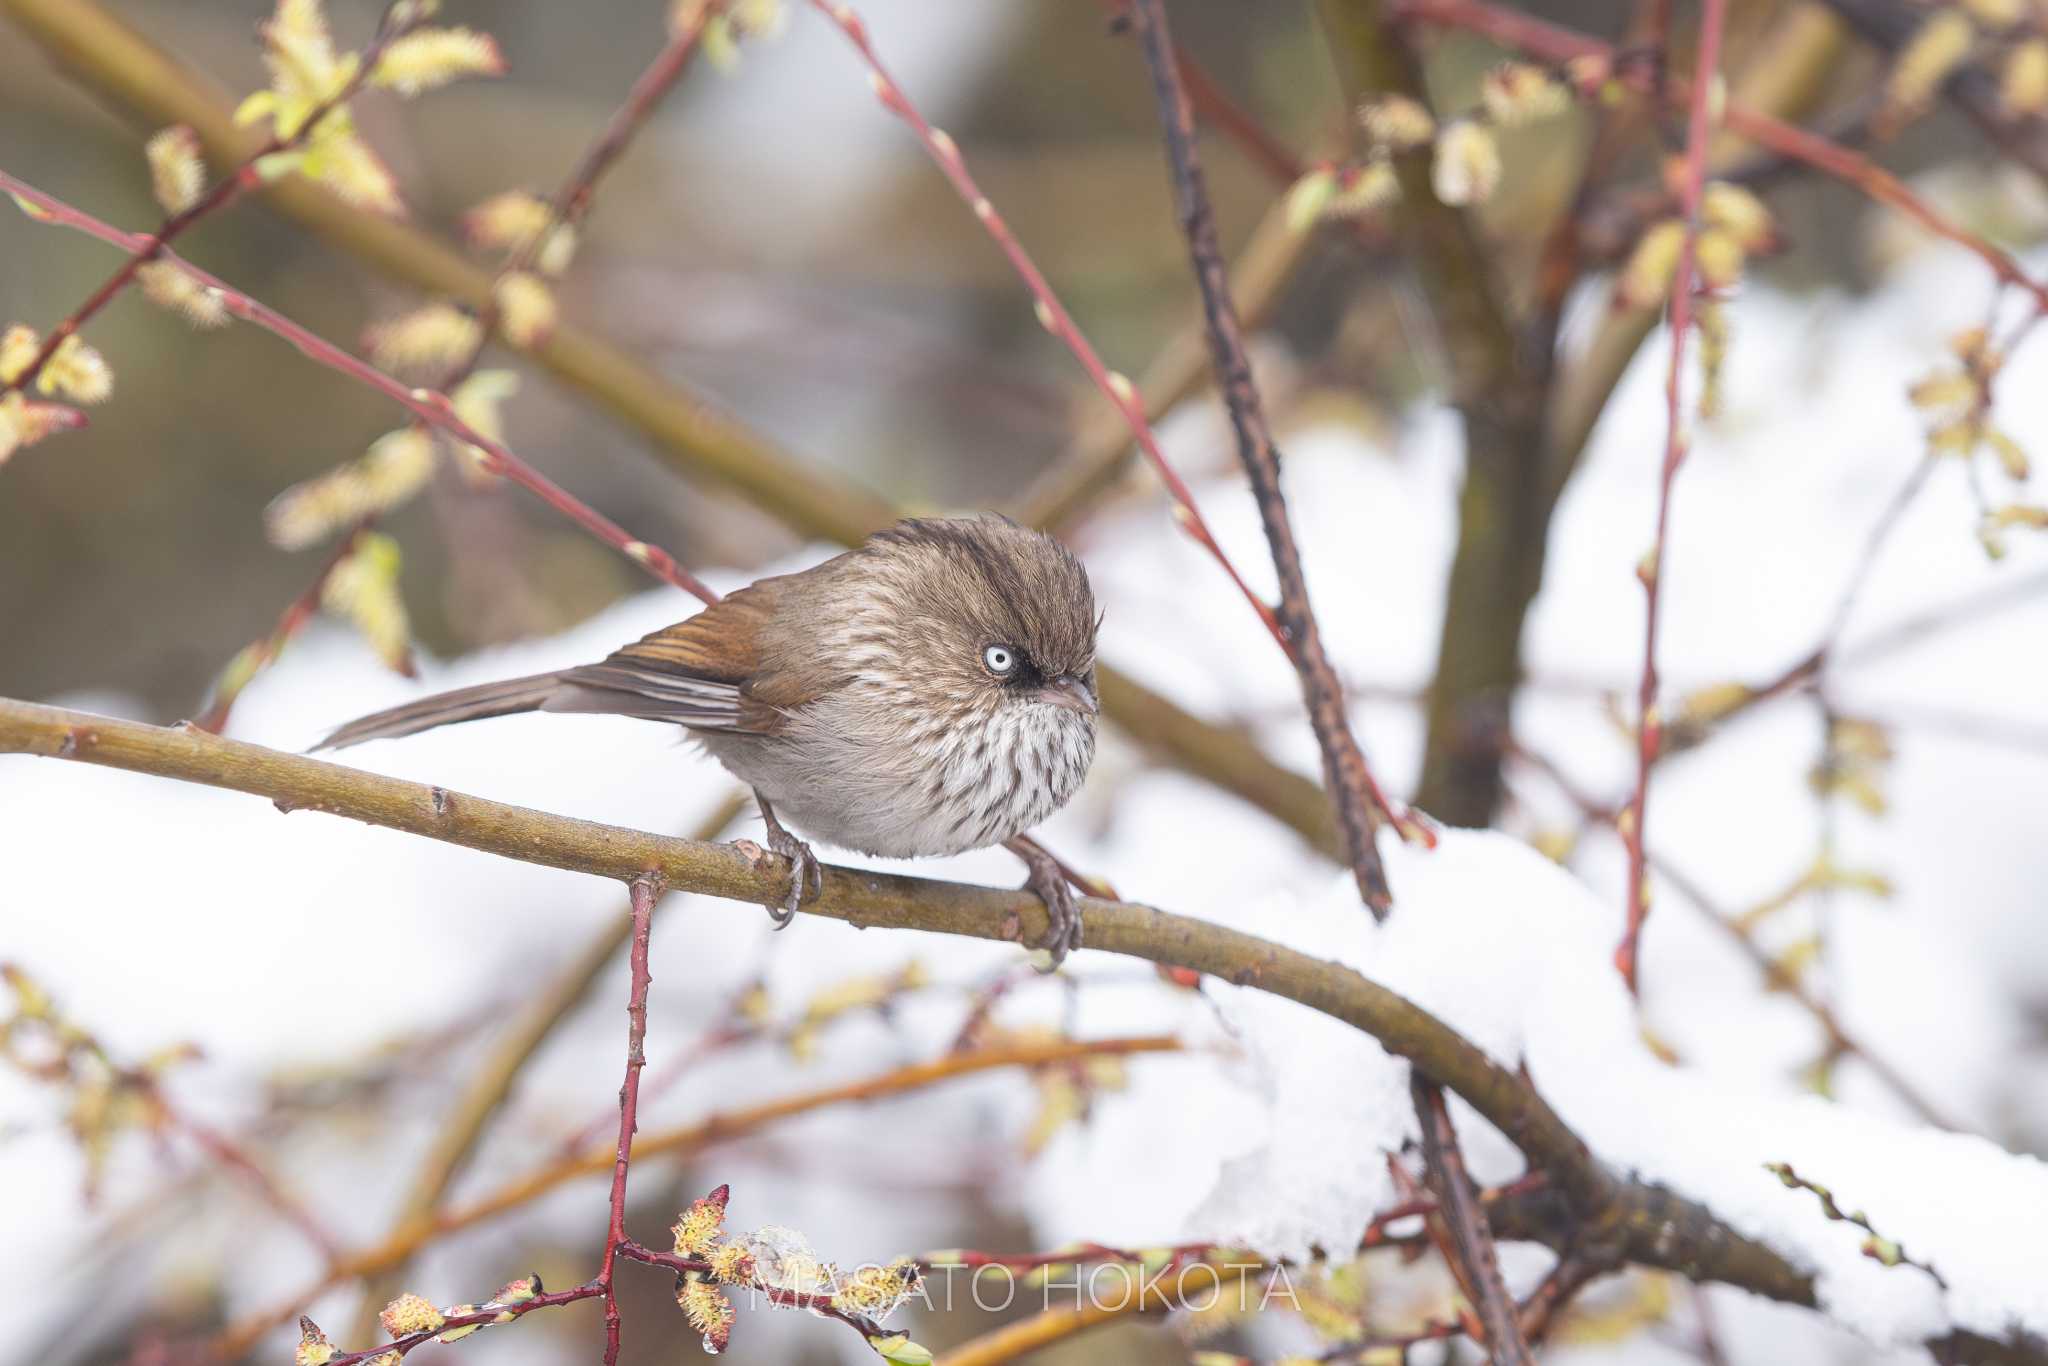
[314,514,1102,961]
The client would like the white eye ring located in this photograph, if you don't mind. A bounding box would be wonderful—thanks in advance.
[982,644,1016,675]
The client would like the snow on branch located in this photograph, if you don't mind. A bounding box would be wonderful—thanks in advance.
[3,696,2043,1360]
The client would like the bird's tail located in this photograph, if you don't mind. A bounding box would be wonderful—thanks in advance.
[312,671,566,751]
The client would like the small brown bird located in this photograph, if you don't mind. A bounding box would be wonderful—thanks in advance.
[316,515,1101,959]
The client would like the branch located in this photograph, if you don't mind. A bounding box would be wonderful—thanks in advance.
[1819,0,2048,183]
[1390,0,2048,312]
[0,697,1581,1188]
[807,0,1287,650]
[0,168,717,606]
[216,1033,1177,1358]
[8,699,2039,1362]
[1125,13,1532,1355]
[5,698,1929,1354]
[0,0,420,402]
[1616,0,1730,994]
[1412,1077,1533,1363]
[346,794,746,1338]
[600,873,662,1364]
[1127,0,1409,912]
[321,1282,606,1366]
[1513,742,1966,1132]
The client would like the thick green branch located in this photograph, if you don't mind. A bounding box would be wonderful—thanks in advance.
[0,697,1566,1193]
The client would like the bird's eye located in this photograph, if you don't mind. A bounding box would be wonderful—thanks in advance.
[982,644,1017,676]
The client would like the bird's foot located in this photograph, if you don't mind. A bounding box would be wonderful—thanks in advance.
[1005,836,1083,968]
[757,795,821,929]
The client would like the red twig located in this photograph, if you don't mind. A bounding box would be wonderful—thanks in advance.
[1615,0,1727,994]
[174,1110,344,1262]
[309,1228,887,1364]
[601,873,663,1364]
[436,1,725,398]
[1173,42,1305,184]
[1386,1153,1490,1343]
[550,9,723,234]
[806,0,1286,650]
[0,3,419,403]
[1387,0,2048,312]
[0,170,718,607]
[192,527,371,733]
[1,965,343,1262]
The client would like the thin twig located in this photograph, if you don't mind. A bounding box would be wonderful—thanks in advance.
[193,527,372,733]
[202,6,725,732]
[1412,1076,1534,1363]
[324,1282,606,1365]
[1008,193,1316,536]
[1388,0,2048,312]
[1616,0,1728,993]
[601,873,664,1363]
[1512,742,1964,1131]
[171,1109,344,1262]
[437,1,726,398]
[806,0,1287,649]
[0,168,717,606]
[615,1238,886,1334]
[206,1032,1180,1357]
[346,795,745,1339]
[1125,0,1413,913]
[0,2,422,401]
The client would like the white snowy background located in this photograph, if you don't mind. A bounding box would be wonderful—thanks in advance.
[6,6,2048,1362]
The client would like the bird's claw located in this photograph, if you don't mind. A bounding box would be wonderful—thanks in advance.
[763,826,819,929]
[756,794,821,930]
[1012,842,1083,969]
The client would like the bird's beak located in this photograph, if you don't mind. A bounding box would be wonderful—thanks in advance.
[1038,674,1099,716]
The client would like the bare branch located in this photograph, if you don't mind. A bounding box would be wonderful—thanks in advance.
[1126,0,1410,913]
[1616,0,1731,992]
[1413,1077,1534,1363]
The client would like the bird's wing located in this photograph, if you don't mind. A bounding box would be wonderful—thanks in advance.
[550,580,803,735]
